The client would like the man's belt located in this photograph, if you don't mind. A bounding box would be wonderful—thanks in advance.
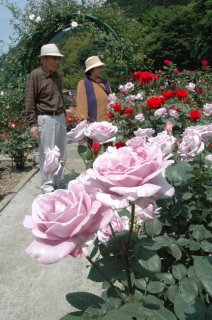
[39,109,64,116]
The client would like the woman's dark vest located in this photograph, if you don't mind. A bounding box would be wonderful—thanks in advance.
[83,78,110,121]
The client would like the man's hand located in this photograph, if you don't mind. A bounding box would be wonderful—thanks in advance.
[30,124,39,139]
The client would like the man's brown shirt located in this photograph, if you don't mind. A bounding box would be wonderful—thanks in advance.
[25,65,64,128]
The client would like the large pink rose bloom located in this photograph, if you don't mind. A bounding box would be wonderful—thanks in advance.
[126,137,148,149]
[84,121,118,144]
[97,211,129,246]
[81,146,175,209]
[204,103,212,116]
[148,131,176,160]
[67,119,88,143]
[178,132,204,159]
[43,145,61,176]
[184,124,212,142]
[134,128,155,139]
[127,199,160,223]
[154,108,167,120]
[23,184,114,264]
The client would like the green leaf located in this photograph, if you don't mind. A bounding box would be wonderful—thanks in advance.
[168,244,182,259]
[194,257,212,297]
[171,202,183,217]
[158,273,176,285]
[182,192,193,200]
[201,238,212,252]
[172,263,187,281]
[174,292,207,320]
[179,279,198,296]
[206,306,212,320]
[138,236,161,250]
[147,281,166,293]
[78,145,92,160]
[189,240,201,251]
[145,219,162,237]
[144,295,177,320]
[154,235,175,247]
[133,246,161,273]
[134,278,147,290]
[66,292,107,316]
[119,270,135,287]
[107,287,122,309]
[88,257,124,282]
[166,164,186,182]
[119,303,151,318]
[102,310,131,320]
[90,245,98,260]
[117,208,131,219]
[176,238,189,246]
[192,225,206,241]
[167,285,179,303]
[60,311,89,319]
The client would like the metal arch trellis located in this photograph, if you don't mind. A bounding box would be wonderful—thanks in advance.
[23,13,129,81]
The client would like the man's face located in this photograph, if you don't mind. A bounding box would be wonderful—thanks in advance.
[90,66,103,78]
[41,56,61,74]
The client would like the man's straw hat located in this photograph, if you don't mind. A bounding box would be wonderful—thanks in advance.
[85,56,105,73]
[38,44,64,58]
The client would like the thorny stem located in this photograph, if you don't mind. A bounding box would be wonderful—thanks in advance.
[127,204,135,252]
[86,257,128,305]
[119,238,134,303]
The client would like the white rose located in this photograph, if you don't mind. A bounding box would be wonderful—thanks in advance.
[29,14,35,21]
[154,108,167,120]
[148,131,176,160]
[35,16,41,22]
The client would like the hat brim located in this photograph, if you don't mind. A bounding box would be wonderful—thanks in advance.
[85,61,105,73]
[38,53,65,58]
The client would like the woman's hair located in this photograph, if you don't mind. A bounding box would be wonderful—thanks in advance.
[85,68,93,77]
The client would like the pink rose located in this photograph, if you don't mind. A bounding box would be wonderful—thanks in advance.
[67,119,88,143]
[169,110,179,119]
[166,121,172,133]
[204,103,212,116]
[126,137,148,149]
[127,199,160,223]
[97,211,129,246]
[134,127,155,138]
[43,145,61,176]
[185,82,195,92]
[148,131,176,160]
[23,184,114,264]
[154,108,167,120]
[108,93,116,102]
[124,82,134,92]
[135,113,145,121]
[205,154,212,167]
[178,132,204,159]
[84,121,118,144]
[81,146,175,209]
[11,123,16,128]
[184,124,212,142]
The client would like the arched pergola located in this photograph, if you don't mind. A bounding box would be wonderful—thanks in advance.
[23,13,129,81]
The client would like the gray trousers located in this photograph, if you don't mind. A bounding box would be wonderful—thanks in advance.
[37,113,67,193]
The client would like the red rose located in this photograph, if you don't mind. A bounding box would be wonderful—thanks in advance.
[107,113,114,119]
[202,60,208,66]
[164,60,171,65]
[129,71,142,81]
[125,108,133,115]
[122,76,126,81]
[173,107,181,113]
[209,144,212,149]
[153,75,159,81]
[196,88,201,93]
[162,90,176,101]
[112,103,122,112]
[2,133,7,139]
[147,96,164,110]
[92,141,100,154]
[188,110,201,121]
[139,72,153,84]
[114,142,126,149]
[174,70,179,75]
[205,67,210,71]
[176,89,188,101]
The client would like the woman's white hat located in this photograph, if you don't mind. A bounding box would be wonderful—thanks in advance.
[85,56,105,73]
[38,43,64,58]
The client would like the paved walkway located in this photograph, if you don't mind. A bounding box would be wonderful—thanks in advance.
[0,143,104,320]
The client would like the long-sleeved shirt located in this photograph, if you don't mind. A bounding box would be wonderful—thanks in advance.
[25,65,65,128]
[77,79,112,123]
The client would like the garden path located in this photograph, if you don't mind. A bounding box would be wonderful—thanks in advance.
[0,142,104,320]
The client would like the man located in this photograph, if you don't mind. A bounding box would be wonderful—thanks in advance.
[25,43,67,194]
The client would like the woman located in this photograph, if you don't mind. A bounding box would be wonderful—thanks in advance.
[77,56,112,124]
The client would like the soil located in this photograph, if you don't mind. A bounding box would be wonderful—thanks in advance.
[0,160,34,202]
